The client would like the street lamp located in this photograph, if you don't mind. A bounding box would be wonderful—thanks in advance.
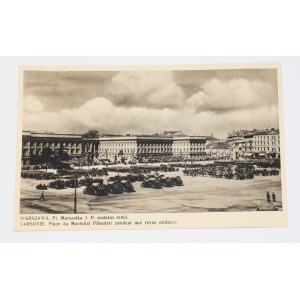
[74,174,78,214]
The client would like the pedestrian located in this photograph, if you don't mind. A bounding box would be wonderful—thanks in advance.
[266,191,270,202]
[272,192,276,202]
[39,191,45,201]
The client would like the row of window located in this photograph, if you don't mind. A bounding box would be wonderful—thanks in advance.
[100,149,136,154]
[254,147,280,152]
[102,142,136,147]
[138,145,172,148]
[23,149,82,156]
[254,141,280,146]
[23,142,82,148]
[254,135,279,140]
[138,149,172,153]
[173,142,205,146]
[138,144,172,148]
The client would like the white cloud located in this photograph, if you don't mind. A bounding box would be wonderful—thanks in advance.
[187,78,276,113]
[109,71,185,109]
[23,97,279,138]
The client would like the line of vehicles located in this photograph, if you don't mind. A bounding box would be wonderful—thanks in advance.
[140,176,183,189]
[36,173,184,197]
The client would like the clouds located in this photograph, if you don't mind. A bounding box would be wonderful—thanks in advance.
[186,78,276,113]
[23,96,279,138]
[109,71,185,109]
[23,97,179,134]
[22,69,280,138]
[108,72,277,114]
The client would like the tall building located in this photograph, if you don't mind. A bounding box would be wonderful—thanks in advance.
[253,128,280,158]
[227,128,280,159]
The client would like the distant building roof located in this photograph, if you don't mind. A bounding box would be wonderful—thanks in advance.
[163,131,187,136]
[206,141,231,150]
[228,128,279,138]
[254,128,280,136]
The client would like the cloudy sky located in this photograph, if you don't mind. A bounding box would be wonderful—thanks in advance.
[23,68,279,138]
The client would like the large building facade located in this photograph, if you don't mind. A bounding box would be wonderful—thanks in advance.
[98,136,138,161]
[253,129,280,158]
[21,131,99,166]
[227,128,280,159]
[173,136,206,159]
[22,128,280,166]
[21,131,207,165]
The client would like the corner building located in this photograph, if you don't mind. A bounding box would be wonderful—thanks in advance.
[22,131,99,166]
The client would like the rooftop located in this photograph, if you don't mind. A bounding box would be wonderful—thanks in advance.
[206,141,231,150]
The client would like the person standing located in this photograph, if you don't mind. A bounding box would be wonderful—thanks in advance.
[272,192,276,202]
[39,191,45,201]
[266,191,270,202]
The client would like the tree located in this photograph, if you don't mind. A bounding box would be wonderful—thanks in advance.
[39,147,54,171]
[83,130,99,138]
[52,146,71,172]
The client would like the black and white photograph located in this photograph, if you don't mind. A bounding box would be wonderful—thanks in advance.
[15,63,287,230]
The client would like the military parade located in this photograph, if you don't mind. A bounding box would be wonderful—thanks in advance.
[19,127,282,214]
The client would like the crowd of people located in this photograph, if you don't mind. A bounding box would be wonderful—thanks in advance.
[182,162,280,180]
[59,168,108,177]
[183,163,255,180]
[21,170,59,180]
[107,164,178,174]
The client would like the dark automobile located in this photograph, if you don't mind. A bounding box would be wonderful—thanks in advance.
[161,177,174,187]
[141,178,163,189]
[94,184,109,196]
[171,176,184,186]
[270,169,279,176]
[127,174,139,182]
[36,183,48,190]
[109,175,128,182]
[121,180,136,193]
[48,180,65,189]
[140,180,152,188]
[64,179,80,188]
[149,178,163,189]
[83,185,95,195]
[83,183,109,196]
[106,181,123,194]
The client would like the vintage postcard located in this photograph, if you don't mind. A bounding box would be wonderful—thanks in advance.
[14,63,287,231]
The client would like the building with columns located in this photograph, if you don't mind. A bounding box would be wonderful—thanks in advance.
[22,131,208,165]
[98,136,138,161]
[172,136,206,159]
[21,131,99,166]
[98,135,175,161]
